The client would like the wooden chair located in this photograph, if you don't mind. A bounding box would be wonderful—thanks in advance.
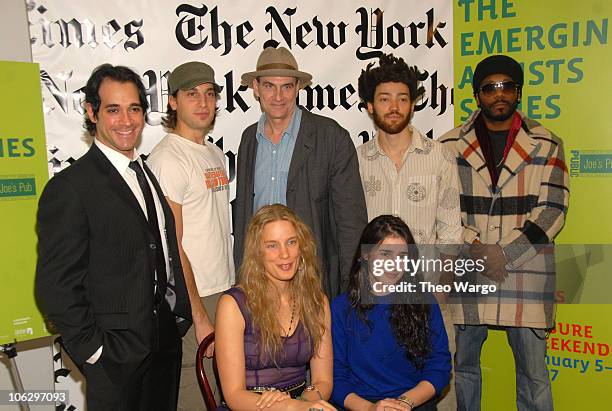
[196,332,217,410]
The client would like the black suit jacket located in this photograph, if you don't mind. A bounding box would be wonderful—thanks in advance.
[36,144,191,372]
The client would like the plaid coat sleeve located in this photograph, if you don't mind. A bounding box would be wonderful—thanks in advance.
[498,130,570,269]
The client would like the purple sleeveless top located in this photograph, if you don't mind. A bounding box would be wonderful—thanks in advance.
[225,287,313,388]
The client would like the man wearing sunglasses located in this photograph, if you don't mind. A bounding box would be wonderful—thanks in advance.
[440,55,569,411]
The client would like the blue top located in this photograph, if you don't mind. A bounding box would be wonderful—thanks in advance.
[330,293,451,407]
[253,107,302,211]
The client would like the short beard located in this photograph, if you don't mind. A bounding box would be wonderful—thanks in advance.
[372,110,411,135]
[480,99,519,122]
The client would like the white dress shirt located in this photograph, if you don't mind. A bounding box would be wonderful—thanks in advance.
[87,140,170,364]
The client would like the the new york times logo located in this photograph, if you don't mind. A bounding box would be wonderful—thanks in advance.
[28,2,144,51]
[173,4,448,60]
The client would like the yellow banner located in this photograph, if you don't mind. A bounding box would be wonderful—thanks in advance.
[0,61,50,344]
[453,0,612,408]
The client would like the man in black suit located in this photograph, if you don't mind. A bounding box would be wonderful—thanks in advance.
[36,64,192,411]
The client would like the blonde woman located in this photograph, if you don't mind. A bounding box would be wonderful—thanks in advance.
[216,204,335,410]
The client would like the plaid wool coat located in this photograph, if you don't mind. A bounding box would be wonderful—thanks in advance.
[440,110,569,329]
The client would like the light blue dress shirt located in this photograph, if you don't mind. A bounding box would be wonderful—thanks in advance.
[253,107,302,212]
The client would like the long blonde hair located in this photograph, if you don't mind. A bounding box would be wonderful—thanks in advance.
[239,204,326,362]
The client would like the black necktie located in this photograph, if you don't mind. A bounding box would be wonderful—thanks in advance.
[129,160,168,302]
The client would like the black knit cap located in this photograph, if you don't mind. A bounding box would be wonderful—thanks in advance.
[472,55,523,93]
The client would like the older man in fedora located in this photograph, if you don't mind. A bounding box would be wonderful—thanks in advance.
[233,46,367,298]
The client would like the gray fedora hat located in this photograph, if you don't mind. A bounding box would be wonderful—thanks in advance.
[241,47,312,89]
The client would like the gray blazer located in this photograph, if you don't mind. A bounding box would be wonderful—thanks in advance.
[233,108,367,298]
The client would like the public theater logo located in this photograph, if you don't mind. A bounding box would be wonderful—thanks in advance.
[570,150,612,177]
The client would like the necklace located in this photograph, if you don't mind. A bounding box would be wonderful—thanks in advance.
[285,298,296,337]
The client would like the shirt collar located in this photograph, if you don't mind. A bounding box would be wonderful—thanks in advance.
[365,125,426,159]
[168,132,212,150]
[256,106,302,144]
[94,139,141,175]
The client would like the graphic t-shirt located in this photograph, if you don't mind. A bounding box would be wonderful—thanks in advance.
[148,133,235,296]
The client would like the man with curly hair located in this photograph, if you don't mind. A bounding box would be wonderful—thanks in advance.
[356,53,462,410]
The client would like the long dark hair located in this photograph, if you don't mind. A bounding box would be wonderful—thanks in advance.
[347,215,431,369]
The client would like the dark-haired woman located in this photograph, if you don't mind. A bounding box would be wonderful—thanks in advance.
[331,215,450,410]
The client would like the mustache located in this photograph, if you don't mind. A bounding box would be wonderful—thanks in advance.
[492,98,512,105]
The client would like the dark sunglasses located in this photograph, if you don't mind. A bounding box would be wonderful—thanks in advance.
[478,81,519,96]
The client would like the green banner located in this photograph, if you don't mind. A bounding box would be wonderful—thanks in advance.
[453,0,611,408]
[0,61,50,344]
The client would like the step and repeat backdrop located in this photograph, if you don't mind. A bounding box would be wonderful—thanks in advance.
[14,0,610,409]
[28,1,454,409]
[28,0,454,175]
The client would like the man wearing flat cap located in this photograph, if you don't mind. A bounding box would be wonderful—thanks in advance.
[440,55,569,410]
[233,46,367,298]
[148,61,234,410]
